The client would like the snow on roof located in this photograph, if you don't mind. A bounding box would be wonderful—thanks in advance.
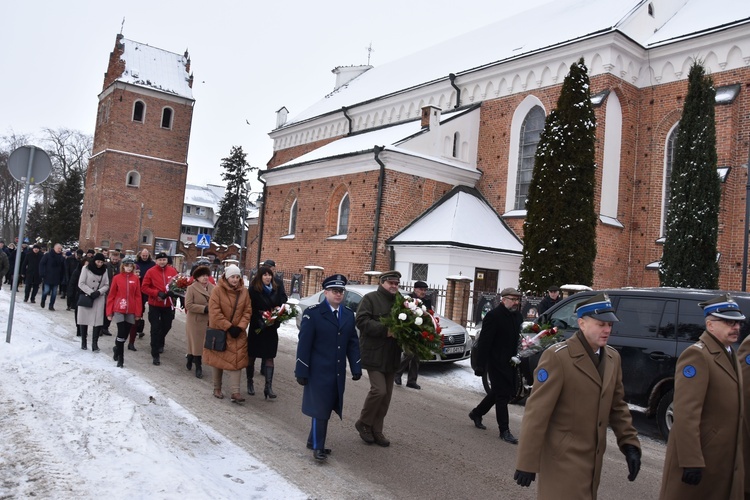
[276,120,422,168]
[388,186,523,253]
[645,0,750,46]
[181,214,214,229]
[119,38,193,99]
[184,184,222,210]
[287,0,750,125]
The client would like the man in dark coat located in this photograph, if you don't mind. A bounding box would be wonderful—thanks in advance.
[395,280,433,390]
[39,243,66,310]
[21,244,43,303]
[355,270,402,447]
[469,287,524,444]
[537,285,562,315]
[0,247,8,291]
[295,274,362,461]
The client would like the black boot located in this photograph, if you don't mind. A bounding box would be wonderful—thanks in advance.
[194,356,203,379]
[116,343,124,368]
[246,366,255,396]
[264,366,277,399]
[92,327,101,352]
[186,354,194,370]
[80,325,88,350]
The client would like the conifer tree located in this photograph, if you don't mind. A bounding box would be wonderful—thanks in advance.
[519,58,598,295]
[214,146,255,245]
[46,169,83,245]
[659,62,720,288]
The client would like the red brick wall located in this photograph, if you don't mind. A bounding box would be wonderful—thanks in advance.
[259,169,453,279]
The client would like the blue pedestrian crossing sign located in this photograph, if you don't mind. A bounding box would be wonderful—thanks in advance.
[195,234,211,249]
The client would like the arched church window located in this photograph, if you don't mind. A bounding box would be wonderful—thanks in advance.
[161,107,173,129]
[337,194,350,235]
[514,106,545,210]
[133,101,145,123]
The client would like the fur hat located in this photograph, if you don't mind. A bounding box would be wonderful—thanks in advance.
[192,265,211,279]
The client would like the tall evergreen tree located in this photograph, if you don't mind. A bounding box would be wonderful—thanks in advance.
[46,169,83,245]
[519,58,598,294]
[659,62,720,288]
[214,146,254,245]
[25,201,47,243]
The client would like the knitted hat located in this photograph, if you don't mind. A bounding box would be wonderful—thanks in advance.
[224,265,241,278]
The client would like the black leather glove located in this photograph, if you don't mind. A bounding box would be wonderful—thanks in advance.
[514,470,536,487]
[89,291,101,300]
[203,305,209,314]
[352,374,361,381]
[227,326,243,338]
[296,377,308,386]
[157,291,168,299]
[474,369,484,377]
[682,467,702,485]
[623,444,641,481]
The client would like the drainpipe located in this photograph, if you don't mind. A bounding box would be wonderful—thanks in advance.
[372,146,386,270]
[742,140,750,290]
[256,171,267,269]
[342,106,353,136]
[449,73,461,109]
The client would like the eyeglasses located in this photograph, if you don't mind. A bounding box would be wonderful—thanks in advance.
[504,297,521,303]
[384,280,400,285]
[710,318,742,327]
[328,288,345,295]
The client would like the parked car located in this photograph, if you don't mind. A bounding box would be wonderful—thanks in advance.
[294,284,472,363]
[526,287,750,439]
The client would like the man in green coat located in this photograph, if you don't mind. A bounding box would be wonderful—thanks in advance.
[355,270,402,447]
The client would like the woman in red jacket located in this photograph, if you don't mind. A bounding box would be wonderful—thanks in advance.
[106,255,143,368]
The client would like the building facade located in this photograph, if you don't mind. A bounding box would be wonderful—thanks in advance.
[80,34,194,255]
[260,0,750,293]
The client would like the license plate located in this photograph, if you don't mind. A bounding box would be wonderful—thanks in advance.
[443,346,464,355]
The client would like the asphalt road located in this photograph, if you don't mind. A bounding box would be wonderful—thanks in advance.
[112,311,668,499]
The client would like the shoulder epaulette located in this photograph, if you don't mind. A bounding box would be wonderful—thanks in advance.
[554,344,569,353]
[690,341,705,350]
[606,345,617,351]
[307,303,319,310]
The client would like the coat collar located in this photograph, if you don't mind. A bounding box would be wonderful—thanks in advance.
[567,332,614,388]
[700,331,739,381]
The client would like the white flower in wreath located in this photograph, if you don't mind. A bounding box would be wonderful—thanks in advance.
[414,308,423,317]
[414,317,423,326]
[398,313,407,321]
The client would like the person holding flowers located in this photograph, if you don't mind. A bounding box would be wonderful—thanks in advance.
[354,270,403,447]
[295,274,362,461]
[469,287,524,444]
[184,265,214,379]
[395,281,433,390]
[141,252,178,366]
[247,265,288,398]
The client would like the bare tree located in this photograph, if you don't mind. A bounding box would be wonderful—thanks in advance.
[0,132,31,241]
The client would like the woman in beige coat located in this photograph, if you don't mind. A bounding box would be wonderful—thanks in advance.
[184,265,214,379]
[204,265,251,403]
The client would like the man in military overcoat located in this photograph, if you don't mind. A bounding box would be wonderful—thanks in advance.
[296,274,362,461]
[515,293,641,499]
[660,294,745,499]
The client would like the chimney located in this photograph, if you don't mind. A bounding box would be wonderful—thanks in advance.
[421,105,441,130]
[331,65,373,91]
[275,106,289,129]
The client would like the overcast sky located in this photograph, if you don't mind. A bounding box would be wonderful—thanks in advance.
[1,0,549,189]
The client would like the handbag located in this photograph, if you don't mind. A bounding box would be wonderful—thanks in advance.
[77,274,103,308]
[204,292,241,352]
[77,294,94,308]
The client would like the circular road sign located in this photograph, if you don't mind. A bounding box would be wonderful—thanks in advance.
[7,145,53,184]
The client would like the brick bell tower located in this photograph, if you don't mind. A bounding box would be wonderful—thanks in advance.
[80,33,195,254]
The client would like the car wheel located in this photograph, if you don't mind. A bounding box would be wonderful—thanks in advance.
[656,389,674,440]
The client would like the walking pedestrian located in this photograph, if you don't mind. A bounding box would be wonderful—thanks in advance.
[141,252,178,365]
[106,255,142,367]
[76,253,110,351]
[184,265,214,379]
[395,281,432,390]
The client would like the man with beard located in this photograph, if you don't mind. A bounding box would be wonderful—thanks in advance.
[469,287,524,444]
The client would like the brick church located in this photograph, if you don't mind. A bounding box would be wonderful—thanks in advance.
[80,34,194,255]
[260,0,750,294]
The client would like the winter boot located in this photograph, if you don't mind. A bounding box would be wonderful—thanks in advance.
[80,325,88,350]
[116,343,124,368]
[246,366,255,396]
[91,326,101,352]
[194,356,203,379]
[263,366,277,400]
[186,354,194,370]
[128,342,137,351]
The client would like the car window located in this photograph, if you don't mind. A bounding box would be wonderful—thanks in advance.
[678,299,708,342]
[317,293,326,304]
[547,299,579,330]
[344,291,363,311]
[612,297,672,339]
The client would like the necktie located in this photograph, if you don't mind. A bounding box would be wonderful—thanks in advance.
[333,309,338,319]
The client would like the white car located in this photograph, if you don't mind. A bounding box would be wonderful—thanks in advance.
[295,284,471,363]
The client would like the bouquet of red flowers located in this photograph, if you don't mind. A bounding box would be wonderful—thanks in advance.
[380,292,443,360]
[256,303,298,333]
[168,275,191,297]
[512,323,562,362]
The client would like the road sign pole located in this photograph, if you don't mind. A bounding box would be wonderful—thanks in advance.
[6,149,35,343]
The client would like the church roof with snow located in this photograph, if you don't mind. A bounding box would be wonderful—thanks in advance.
[117,38,193,99]
[387,186,523,254]
[286,0,750,125]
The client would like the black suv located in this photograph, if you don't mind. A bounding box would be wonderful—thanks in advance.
[531,287,750,439]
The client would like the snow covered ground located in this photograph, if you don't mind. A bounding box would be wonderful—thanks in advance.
[0,289,483,499]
